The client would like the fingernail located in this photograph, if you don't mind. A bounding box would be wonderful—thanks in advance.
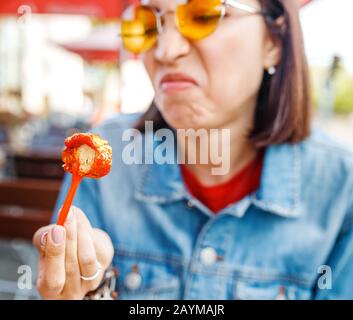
[65,208,75,224]
[52,226,64,244]
[40,232,48,246]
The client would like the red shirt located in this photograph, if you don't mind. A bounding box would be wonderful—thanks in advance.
[181,151,264,213]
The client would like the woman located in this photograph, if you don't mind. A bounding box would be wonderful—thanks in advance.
[33,0,353,299]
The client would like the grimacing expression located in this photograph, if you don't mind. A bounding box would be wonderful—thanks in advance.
[140,0,281,130]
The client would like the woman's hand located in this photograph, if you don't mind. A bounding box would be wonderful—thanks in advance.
[32,206,114,300]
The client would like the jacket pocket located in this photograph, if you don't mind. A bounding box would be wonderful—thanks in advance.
[113,246,183,300]
[234,280,312,300]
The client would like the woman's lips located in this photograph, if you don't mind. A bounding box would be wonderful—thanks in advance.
[160,81,197,94]
[159,73,198,94]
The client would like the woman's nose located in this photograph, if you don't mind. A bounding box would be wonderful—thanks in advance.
[154,18,190,64]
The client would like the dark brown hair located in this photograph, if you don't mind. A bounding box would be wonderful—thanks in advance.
[134,0,312,147]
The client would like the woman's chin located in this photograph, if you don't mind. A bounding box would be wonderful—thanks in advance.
[163,115,213,131]
[159,104,215,130]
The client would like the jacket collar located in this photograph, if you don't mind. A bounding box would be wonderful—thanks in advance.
[134,133,303,219]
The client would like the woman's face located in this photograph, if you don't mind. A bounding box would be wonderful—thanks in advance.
[142,0,280,130]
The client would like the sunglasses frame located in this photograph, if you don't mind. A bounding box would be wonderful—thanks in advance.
[120,0,272,52]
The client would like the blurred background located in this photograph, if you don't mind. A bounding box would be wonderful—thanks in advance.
[0,0,352,299]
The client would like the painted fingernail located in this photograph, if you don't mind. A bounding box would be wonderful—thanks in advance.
[52,226,65,244]
[40,232,48,246]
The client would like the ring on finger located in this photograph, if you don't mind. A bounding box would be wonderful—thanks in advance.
[80,262,103,281]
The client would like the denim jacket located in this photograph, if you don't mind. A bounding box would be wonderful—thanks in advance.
[53,113,353,300]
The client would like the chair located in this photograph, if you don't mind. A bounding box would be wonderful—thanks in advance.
[0,179,61,239]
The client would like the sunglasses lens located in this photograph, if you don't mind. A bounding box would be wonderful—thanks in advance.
[176,0,223,40]
[121,5,158,54]
[120,1,223,53]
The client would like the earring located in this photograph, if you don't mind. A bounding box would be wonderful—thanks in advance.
[267,66,276,76]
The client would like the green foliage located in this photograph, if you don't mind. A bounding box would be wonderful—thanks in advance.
[335,70,353,114]
[310,66,353,114]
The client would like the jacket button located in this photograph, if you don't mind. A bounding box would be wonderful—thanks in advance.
[125,269,142,290]
[200,247,218,266]
[187,200,195,208]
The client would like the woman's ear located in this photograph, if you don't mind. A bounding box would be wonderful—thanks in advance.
[263,16,285,69]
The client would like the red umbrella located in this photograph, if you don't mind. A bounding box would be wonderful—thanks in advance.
[0,0,128,19]
[57,24,120,63]
[0,0,313,18]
